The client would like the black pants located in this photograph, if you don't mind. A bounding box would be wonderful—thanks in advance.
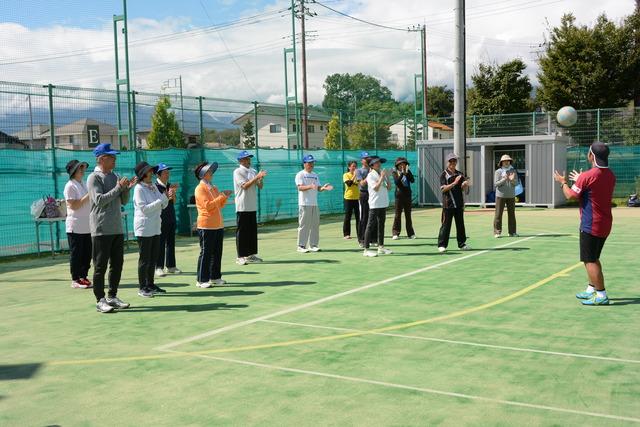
[197,228,224,283]
[343,199,360,239]
[392,193,415,237]
[138,235,161,290]
[438,208,467,249]
[359,193,375,243]
[236,211,258,258]
[92,234,124,302]
[156,222,176,269]
[365,208,386,249]
[67,232,92,280]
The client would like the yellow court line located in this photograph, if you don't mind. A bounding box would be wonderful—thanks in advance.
[47,262,582,367]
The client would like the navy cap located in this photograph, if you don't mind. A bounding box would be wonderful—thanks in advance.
[156,163,172,174]
[93,143,120,157]
[360,151,371,159]
[237,150,254,161]
[303,154,316,163]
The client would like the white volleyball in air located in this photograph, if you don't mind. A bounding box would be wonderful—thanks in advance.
[556,106,578,127]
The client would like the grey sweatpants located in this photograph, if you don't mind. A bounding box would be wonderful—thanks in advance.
[298,205,320,248]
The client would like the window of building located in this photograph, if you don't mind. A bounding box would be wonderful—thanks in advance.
[269,124,282,133]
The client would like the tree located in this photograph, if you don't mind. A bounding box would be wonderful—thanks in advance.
[322,73,395,113]
[147,96,185,149]
[323,114,348,149]
[537,13,640,110]
[242,120,256,148]
[426,86,454,117]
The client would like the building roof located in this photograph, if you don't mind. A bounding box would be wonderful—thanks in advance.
[41,119,118,137]
[12,124,49,140]
[232,105,332,125]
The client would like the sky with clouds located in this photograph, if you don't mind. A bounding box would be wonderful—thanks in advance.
[0,0,635,104]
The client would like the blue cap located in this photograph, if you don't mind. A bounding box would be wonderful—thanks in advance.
[93,143,120,157]
[237,150,254,161]
[303,154,316,163]
[360,151,370,159]
[156,163,172,174]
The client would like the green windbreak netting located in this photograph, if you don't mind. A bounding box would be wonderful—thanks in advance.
[0,148,417,257]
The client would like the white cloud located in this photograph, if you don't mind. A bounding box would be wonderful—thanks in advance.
[0,0,634,104]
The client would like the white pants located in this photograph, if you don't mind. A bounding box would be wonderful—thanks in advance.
[298,206,320,248]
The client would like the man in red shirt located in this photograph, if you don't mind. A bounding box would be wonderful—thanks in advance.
[554,142,616,306]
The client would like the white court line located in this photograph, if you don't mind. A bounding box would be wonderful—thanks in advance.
[156,235,540,351]
[261,319,640,365]
[184,352,640,424]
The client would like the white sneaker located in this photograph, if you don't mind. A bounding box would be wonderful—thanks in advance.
[155,268,166,277]
[297,246,309,253]
[377,247,393,255]
[438,247,446,253]
[460,244,471,251]
[248,255,263,263]
[196,281,212,288]
[392,235,399,240]
[309,246,321,252]
[236,257,248,265]
[363,250,378,257]
[494,233,501,238]
[211,279,228,286]
[71,280,88,289]
[409,235,417,240]
[166,267,182,274]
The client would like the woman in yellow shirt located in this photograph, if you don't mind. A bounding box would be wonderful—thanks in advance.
[342,160,360,240]
[194,161,231,288]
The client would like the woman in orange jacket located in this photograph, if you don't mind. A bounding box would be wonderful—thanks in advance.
[194,161,232,288]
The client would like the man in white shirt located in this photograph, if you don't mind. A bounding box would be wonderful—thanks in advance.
[363,156,392,257]
[64,160,92,289]
[295,154,332,253]
[233,150,267,265]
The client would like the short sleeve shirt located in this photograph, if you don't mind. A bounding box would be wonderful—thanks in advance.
[439,169,467,209]
[366,169,389,209]
[343,172,359,200]
[64,179,90,234]
[295,170,319,206]
[234,165,258,212]
[568,167,616,238]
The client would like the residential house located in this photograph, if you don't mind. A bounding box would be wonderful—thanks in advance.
[232,106,331,149]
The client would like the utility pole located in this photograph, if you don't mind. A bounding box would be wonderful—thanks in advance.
[454,0,466,173]
[299,0,310,149]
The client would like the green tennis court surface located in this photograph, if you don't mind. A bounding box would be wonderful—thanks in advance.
[1,207,639,426]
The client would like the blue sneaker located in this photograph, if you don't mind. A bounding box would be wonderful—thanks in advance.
[581,294,609,306]
[576,291,595,299]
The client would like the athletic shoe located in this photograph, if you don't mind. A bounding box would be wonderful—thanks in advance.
[166,267,182,274]
[344,235,351,240]
[71,280,89,289]
[196,281,212,288]
[248,255,263,263]
[392,235,399,240]
[297,246,309,253]
[80,278,93,287]
[363,250,378,257]
[575,291,595,300]
[509,233,519,237]
[151,285,166,294]
[438,247,446,253]
[309,246,321,252]
[155,268,166,278]
[236,257,248,265]
[106,296,130,309]
[581,294,610,306]
[377,247,393,255]
[137,288,154,298]
[211,279,228,286]
[494,233,501,238]
[410,235,417,240]
[460,244,471,251]
[96,298,114,313]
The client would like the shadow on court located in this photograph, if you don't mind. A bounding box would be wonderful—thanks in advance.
[0,363,42,381]
[118,302,249,313]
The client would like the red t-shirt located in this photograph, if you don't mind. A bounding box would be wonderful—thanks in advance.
[567,167,616,238]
